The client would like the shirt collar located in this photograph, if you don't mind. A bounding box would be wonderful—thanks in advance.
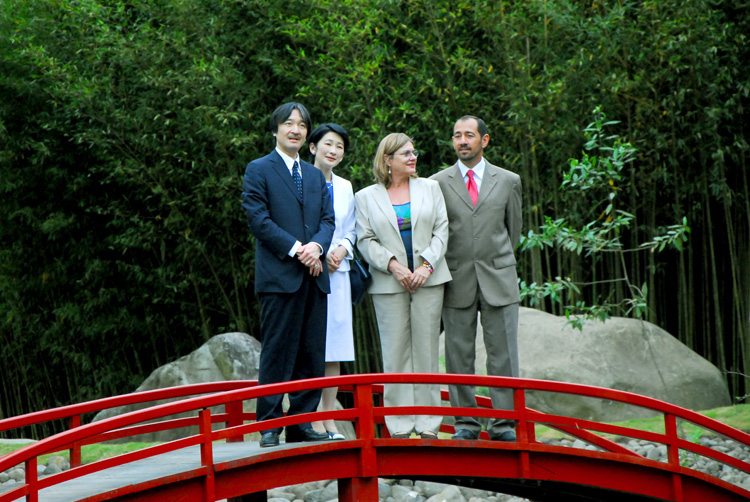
[275,147,301,171]
[458,157,486,180]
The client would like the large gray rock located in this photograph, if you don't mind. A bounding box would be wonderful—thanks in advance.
[441,307,730,421]
[93,332,262,442]
[94,332,356,442]
[519,308,730,420]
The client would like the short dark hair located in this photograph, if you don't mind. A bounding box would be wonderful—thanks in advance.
[268,102,312,133]
[456,115,489,138]
[307,123,350,163]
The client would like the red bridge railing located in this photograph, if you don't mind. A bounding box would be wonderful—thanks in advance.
[1,374,749,502]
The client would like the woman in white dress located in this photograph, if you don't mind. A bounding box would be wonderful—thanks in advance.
[308,123,356,440]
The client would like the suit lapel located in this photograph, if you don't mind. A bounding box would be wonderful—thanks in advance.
[476,163,497,210]
[372,183,400,234]
[409,178,423,231]
[446,164,475,210]
[331,173,344,222]
[300,161,321,205]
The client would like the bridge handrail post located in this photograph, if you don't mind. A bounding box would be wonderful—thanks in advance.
[24,456,38,502]
[225,400,244,443]
[513,388,533,443]
[352,383,377,475]
[664,413,680,466]
[664,413,684,501]
[336,382,380,502]
[68,414,82,468]
[513,388,532,479]
[199,408,215,502]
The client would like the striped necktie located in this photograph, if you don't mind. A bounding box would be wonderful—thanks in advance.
[292,161,303,198]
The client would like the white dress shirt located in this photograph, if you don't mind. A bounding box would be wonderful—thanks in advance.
[274,147,323,258]
[458,157,486,194]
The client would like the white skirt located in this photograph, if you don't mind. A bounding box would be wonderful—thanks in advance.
[325,270,355,362]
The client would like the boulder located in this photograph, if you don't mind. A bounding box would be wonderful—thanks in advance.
[94,332,356,442]
[441,307,731,421]
[93,332,262,442]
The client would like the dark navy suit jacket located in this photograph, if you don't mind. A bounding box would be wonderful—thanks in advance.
[241,150,335,294]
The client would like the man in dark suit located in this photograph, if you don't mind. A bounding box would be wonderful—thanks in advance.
[241,102,335,447]
[430,115,523,442]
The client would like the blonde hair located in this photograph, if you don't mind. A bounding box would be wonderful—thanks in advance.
[372,133,417,188]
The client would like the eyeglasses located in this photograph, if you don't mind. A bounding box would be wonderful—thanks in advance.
[391,150,420,158]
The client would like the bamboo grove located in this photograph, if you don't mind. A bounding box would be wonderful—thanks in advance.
[1,0,748,431]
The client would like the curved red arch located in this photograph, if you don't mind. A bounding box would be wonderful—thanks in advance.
[1,374,748,502]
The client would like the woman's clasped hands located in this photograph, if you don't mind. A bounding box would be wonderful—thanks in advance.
[388,258,430,293]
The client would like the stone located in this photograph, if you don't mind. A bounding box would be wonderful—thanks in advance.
[319,481,337,501]
[440,307,730,422]
[91,331,356,442]
[646,445,665,461]
[426,485,466,502]
[416,481,450,498]
[391,484,416,500]
[8,469,24,482]
[46,455,70,471]
[286,482,323,501]
[572,439,587,449]
[378,480,392,499]
[42,463,62,475]
[268,490,296,501]
[459,487,491,500]
[302,489,324,502]
[92,332,261,442]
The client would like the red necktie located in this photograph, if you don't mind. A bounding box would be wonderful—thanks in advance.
[466,169,478,206]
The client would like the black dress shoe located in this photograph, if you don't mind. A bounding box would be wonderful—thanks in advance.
[491,430,517,442]
[285,428,330,443]
[451,428,479,440]
[259,432,279,448]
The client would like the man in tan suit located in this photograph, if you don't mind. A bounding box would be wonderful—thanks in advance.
[430,116,522,441]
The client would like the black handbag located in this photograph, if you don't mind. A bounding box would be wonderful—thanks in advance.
[349,249,371,306]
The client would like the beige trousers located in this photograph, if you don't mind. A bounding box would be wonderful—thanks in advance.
[372,285,444,435]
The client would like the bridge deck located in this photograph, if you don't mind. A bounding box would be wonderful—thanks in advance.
[0,442,266,502]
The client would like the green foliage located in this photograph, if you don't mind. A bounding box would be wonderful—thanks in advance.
[0,0,748,425]
[521,107,690,328]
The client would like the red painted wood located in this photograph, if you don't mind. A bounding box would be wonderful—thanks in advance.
[69,415,82,469]
[338,476,379,502]
[199,409,215,502]
[2,374,750,502]
[224,401,244,443]
[25,456,38,502]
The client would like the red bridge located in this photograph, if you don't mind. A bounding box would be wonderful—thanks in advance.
[1,374,750,502]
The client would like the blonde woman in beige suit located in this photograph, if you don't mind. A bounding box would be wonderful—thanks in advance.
[355,133,451,439]
[430,116,523,442]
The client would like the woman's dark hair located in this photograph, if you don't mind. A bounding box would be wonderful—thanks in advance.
[307,123,350,164]
[268,102,312,133]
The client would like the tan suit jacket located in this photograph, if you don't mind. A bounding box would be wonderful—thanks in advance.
[430,161,522,308]
[354,177,452,294]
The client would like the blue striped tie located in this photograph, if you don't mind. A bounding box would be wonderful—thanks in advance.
[292,161,303,198]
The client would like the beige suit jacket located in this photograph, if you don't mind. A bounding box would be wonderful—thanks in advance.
[354,177,452,294]
[430,161,522,308]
